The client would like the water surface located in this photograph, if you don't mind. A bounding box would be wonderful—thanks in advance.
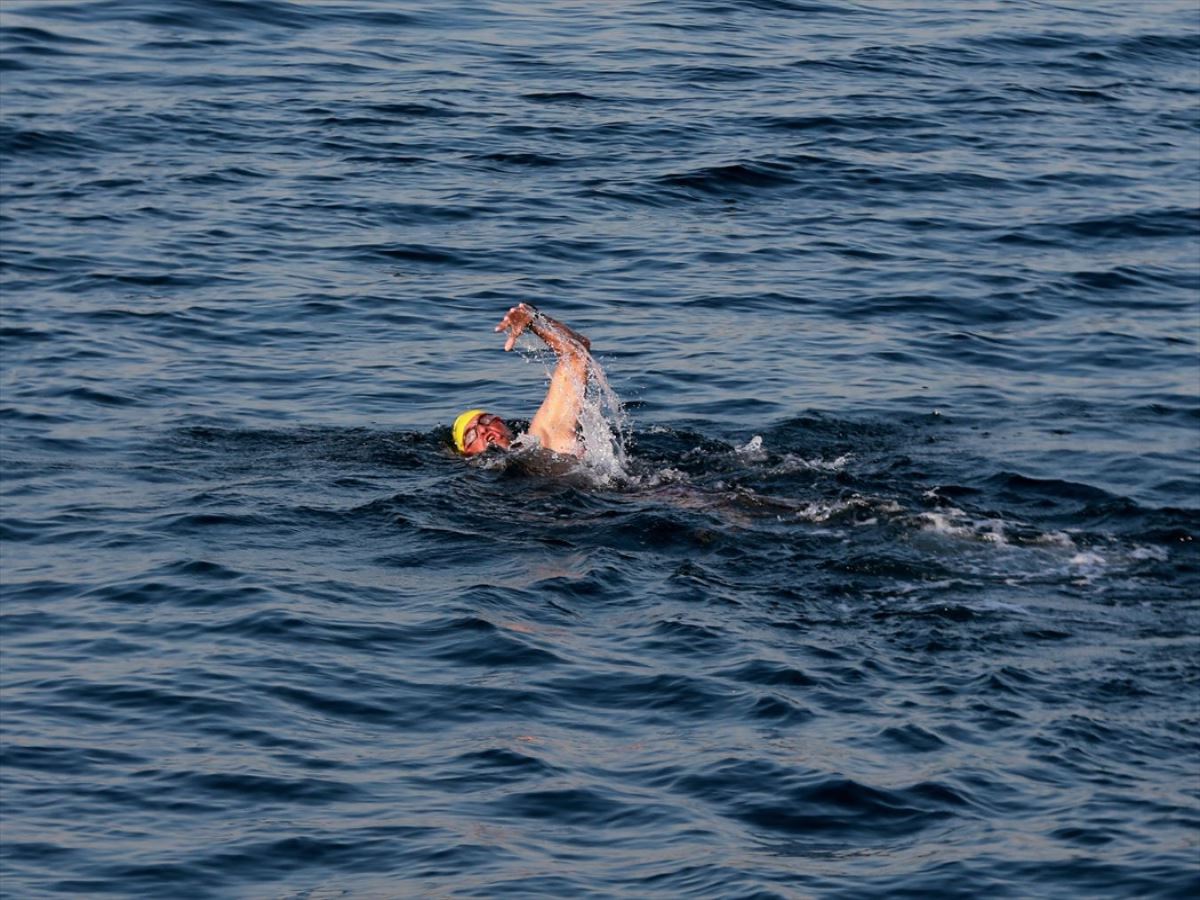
[2,1,1198,897]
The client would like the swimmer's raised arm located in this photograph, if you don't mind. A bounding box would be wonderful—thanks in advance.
[495,303,590,455]
[495,303,590,354]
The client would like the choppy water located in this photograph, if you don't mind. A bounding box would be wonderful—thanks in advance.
[2,1,1199,897]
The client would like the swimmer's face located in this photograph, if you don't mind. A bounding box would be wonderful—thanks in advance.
[461,413,512,456]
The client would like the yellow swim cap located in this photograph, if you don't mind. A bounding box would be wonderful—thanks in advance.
[452,409,486,453]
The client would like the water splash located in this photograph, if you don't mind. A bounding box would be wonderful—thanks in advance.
[578,350,630,483]
[736,434,767,461]
[519,324,630,484]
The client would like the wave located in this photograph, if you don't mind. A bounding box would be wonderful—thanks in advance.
[9,0,420,32]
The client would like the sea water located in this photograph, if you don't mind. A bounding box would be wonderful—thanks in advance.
[1,1,1198,897]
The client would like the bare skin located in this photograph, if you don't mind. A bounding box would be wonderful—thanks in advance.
[459,413,513,456]
[459,303,591,457]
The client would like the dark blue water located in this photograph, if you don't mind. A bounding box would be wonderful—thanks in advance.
[2,1,1198,896]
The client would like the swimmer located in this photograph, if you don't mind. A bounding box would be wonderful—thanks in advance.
[452,303,592,457]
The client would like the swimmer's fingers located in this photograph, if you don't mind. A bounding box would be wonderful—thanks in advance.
[494,311,514,350]
[505,316,529,351]
[494,304,524,333]
[495,304,533,351]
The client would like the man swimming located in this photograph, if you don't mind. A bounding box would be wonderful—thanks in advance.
[452,303,592,457]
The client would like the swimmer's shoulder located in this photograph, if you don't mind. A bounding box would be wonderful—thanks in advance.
[505,433,583,477]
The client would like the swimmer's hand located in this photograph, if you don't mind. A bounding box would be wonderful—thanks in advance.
[495,303,536,352]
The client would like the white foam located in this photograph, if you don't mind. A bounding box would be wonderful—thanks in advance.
[917,509,979,539]
[794,495,900,524]
[771,453,852,474]
[1129,545,1168,562]
[1035,530,1077,549]
[521,329,631,486]
[1068,550,1108,571]
[736,435,767,461]
[916,507,1012,546]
